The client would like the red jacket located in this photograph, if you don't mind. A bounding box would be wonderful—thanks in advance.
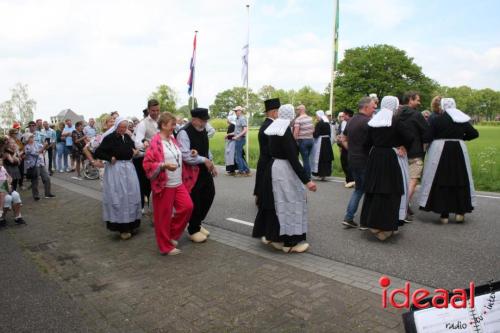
[143,133,199,194]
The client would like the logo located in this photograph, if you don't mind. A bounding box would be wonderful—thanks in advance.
[379,276,475,309]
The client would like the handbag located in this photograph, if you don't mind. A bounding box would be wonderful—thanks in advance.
[26,154,39,180]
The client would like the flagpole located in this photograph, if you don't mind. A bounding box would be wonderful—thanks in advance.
[191,30,198,110]
[329,0,339,115]
[245,4,250,165]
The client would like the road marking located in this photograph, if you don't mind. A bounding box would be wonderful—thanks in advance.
[226,217,254,227]
[476,194,500,199]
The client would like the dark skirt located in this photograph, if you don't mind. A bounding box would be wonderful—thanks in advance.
[106,219,141,233]
[420,141,473,214]
[312,137,333,177]
[252,160,306,247]
[360,147,403,231]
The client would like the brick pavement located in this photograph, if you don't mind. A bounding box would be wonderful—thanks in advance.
[3,182,406,332]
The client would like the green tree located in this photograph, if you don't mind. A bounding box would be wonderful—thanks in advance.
[331,44,437,112]
[1,83,37,127]
[176,105,191,119]
[209,87,262,119]
[0,101,16,129]
[149,85,177,113]
[294,86,328,114]
[476,88,500,120]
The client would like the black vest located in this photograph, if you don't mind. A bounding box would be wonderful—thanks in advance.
[184,123,209,158]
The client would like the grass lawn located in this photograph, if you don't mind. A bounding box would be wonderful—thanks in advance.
[209,126,500,192]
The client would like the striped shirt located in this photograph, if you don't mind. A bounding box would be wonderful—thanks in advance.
[293,115,314,139]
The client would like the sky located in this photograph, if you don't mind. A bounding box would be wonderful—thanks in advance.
[1,0,499,120]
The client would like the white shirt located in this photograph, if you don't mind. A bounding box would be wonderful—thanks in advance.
[162,138,182,188]
[134,116,159,157]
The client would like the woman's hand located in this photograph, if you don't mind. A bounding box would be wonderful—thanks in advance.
[306,181,317,192]
[164,163,178,171]
[191,149,198,157]
[111,157,117,165]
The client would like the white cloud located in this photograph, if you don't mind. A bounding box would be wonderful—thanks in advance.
[343,0,414,29]
[0,0,498,122]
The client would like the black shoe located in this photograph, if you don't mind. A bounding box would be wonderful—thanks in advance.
[15,217,26,225]
[0,218,6,227]
[341,220,358,228]
[45,194,56,198]
[34,197,40,201]
[398,220,405,226]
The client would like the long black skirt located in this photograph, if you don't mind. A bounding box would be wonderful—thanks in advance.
[420,141,473,214]
[106,219,141,233]
[252,160,306,247]
[312,137,333,177]
[360,147,403,231]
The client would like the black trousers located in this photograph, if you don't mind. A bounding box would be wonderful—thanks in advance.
[133,157,151,209]
[47,147,54,173]
[188,169,215,235]
[340,148,353,183]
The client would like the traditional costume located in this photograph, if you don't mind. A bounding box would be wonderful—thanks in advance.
[176,108,215,242]
[419,98,478,223]
[224,112,237,174]
[310,110,334,179]
[360,96,413,240]
[94,118,142,237]
[253,104,311,253]
[253,98,280,200]
[143,133,193,255]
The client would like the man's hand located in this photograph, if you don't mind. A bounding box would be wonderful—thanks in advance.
[306,181,317,192]
[93,160,104,168]
[397,146,407,157]
[211,167,218,177]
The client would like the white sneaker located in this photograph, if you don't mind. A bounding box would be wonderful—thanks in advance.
[345,181,355,188]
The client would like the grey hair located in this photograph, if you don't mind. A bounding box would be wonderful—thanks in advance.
[358,96,373,111]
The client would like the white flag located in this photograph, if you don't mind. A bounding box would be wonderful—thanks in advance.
[241,41,248,86]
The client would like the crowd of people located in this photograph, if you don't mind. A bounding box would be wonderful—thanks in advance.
[0,91,479,254]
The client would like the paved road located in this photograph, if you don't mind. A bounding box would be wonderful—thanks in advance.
[54,169,500,290]
[3,180,404,332]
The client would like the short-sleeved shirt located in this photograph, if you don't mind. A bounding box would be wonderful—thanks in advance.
[235,116,247,137]
[72,130,85,151]
[63,126,75,146]
[343,113,370,169]
[83,125,97,138]
[293,115,314,139]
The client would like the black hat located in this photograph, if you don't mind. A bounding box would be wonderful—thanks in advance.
[191,108,210,120]
[264,98,281,112]
[27,121,36,126]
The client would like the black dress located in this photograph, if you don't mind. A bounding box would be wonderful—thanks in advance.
[420,113,478,215]
[226,123,237,173]
[360,118,413,231]
[312,121,333,177]
[252,127,310,247]
[253,118,273,198]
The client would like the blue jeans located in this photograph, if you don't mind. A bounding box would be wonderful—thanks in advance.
[344,166,366,222]
[234,137,249,173]
[297,138,314,178]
